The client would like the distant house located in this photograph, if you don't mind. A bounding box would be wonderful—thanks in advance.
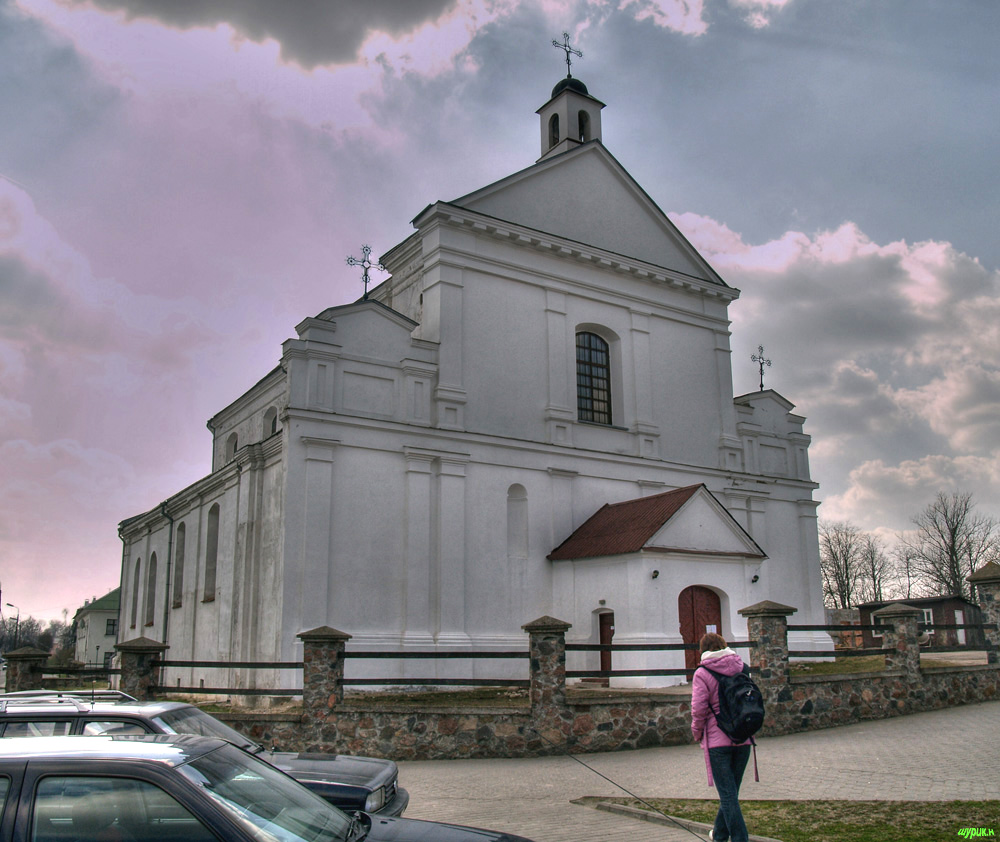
[824,607,862,649]
[73,588,120,667]
[857,595,984,649]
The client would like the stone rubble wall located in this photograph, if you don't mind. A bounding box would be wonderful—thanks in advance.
[8,584,999,761]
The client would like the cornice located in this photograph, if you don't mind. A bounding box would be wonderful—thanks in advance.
[415,203,740,302]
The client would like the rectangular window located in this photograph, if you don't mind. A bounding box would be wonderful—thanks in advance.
[921,608,934,633]
[106,618,118,636]
[31,776,218,842]
[81,720,151,736]
[1,720,73,738]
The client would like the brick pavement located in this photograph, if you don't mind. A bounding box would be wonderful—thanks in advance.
[397,700,1000,841]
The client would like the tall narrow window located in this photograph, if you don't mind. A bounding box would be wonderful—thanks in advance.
[549,113,560,149]
[578,110,590,141]
[130,558,141,629]
[225,433,238,462]
[144,552,157,627]
[204,504,219,602]
[173,522,186,608]
[576,332,612,425]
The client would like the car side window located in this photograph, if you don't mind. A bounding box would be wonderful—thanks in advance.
[0,776,9,820]
[1,721,73,738]
[81,720,151,736]
[31,776,219,842]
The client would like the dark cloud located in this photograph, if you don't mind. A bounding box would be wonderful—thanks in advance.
[69,0,459,67]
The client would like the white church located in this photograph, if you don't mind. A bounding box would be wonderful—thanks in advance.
[118,71,830,693]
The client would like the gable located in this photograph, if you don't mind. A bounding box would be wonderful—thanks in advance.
[296,300,424,362]
[646,493,760,556]
[452,144,724,284]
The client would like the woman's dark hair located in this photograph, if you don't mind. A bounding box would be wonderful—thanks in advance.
[699,632,727,653]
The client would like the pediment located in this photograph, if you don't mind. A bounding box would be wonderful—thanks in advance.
[451,143,725,285]
[645,489,764,557]
[296,300,427,361]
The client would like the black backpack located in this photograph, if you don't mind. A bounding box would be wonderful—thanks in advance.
[700,663,764,743]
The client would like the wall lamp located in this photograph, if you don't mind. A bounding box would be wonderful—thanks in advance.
[751,574,760,584]
[651,570,660,579]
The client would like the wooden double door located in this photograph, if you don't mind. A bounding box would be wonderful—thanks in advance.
[679,585,722,674]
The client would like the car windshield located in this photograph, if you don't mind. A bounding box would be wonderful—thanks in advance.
[179,743,354,842]
[153,707,261,752]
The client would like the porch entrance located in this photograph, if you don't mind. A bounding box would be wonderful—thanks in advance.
[679,586,722,675]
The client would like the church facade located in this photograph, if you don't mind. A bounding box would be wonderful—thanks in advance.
[118,76,829,692]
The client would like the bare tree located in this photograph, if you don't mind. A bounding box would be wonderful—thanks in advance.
[900,492,1000,600]
[890,544,923,599]
[857,533,892,603]
[820,520,865,608]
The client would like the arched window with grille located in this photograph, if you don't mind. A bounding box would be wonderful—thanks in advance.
[576,331,612,425]
[263,406,279,436]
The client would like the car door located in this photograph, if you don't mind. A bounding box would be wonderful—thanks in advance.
[16,764,225,842]
[0,760,25,842]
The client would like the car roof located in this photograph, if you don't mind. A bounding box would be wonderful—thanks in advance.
[0,734,227,765]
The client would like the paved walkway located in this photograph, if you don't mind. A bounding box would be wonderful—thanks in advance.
[397,700,1000,841]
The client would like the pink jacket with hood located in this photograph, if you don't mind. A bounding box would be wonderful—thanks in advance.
[690,647,751,785]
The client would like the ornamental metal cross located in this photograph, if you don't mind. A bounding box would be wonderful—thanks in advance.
[552,32,582,78]
[751,344,772,391]
[346,244,384,300]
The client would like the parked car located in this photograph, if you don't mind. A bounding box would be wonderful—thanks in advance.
[0,691,408,816]
[0,735,535,841]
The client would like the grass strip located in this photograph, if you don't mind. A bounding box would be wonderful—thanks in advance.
[599,798,999,842]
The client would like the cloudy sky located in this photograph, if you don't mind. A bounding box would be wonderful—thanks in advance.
[1,0,998,623]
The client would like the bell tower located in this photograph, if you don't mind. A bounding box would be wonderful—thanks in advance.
[538,33,605,162]
[536,77,606,162]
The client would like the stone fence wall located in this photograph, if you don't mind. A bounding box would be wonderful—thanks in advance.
[6,570,1000,760]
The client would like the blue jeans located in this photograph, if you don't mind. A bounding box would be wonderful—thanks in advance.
[708,745,752,842]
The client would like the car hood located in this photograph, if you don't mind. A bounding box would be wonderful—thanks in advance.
[265,751,397,788]
[364,815,533,842]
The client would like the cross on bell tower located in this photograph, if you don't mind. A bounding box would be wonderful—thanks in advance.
[751,345,772,391]
[346,244,385,301]
[552,32,582,78]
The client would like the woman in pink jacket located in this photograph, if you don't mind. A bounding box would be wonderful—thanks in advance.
[690,632,752,842]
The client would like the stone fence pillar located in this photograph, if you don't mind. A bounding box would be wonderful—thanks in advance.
[115,637,168,701]
[3,647,50,693]
[297,626,351,728]
[522,616,572,744]
[738,601,796,692]
[874,603,922,679]
[969,561,1000,665]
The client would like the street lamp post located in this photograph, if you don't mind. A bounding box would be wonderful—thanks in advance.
[5,603,20,649]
